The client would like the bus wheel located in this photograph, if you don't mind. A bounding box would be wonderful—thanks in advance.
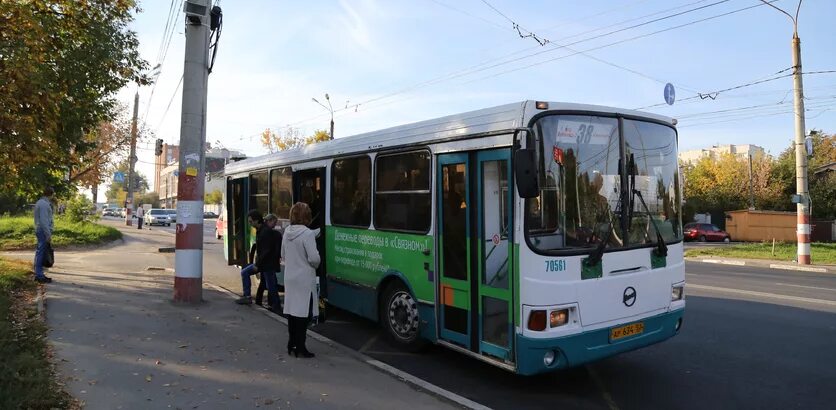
[380,281,425,351]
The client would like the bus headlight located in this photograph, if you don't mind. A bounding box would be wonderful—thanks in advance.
[550,309,569,328]
[543,350,556,366]
[671,285,684,301]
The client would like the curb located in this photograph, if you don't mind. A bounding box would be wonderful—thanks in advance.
[203,282,487,410]
[687,257,834,274]
[34,286,45,316]
[695,259,746,266]
[768,264,828,273]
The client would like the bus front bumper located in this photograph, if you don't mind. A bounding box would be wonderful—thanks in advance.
[515,309,684,376]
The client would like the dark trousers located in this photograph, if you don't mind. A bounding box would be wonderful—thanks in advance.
[137,217,143,229]
[287,298,313,353]
[260,270,279,311]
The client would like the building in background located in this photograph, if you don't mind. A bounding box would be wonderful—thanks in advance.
[154,143,179,194]
[679,144,765,164]
[157,143,245,209]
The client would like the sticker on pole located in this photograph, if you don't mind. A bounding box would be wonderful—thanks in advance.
[664,83,676,106]
[186,167,198,177]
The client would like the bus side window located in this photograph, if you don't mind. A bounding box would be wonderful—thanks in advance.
[374,151,431,233]
[331,156,371,228]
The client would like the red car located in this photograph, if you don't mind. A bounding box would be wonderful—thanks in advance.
[684,223,731,242]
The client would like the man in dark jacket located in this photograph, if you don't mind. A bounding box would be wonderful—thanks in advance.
[236,211,282,311]
[255,213,282,312]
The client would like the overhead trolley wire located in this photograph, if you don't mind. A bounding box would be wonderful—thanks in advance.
[240,0,774,140]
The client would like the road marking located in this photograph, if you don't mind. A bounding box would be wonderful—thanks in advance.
[586,365,620,410]
[769,264,828,273]
[358,334,380,353]
[688,284,836,306]
[698,259,745,266]
[775,282,836,292]
[362,350,419,357]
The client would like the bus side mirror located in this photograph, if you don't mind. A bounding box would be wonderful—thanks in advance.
[515,149,539,198]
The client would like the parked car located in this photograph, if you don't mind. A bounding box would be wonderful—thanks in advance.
[215,212,226,239]
[684,223,731,242]
[203,211,218,219]
[166,209,177,223]
[145,209,171,226]
[118,208,127,218]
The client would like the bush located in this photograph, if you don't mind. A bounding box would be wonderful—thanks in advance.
[65,194,96,223]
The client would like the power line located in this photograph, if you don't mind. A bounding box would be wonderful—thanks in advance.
[462,0,779,87]
[475,0,733,91]
[143,1,183,125]
[636,69,836,110]
[243,0,774,140]
[155,75,184,140]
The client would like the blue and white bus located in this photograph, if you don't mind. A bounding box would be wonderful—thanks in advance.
[223,101,685,375]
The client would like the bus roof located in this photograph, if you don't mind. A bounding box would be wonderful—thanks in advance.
[225,100,673,176]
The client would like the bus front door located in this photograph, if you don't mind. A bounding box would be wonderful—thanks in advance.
[226,177,248,266]
[437,149,514,362]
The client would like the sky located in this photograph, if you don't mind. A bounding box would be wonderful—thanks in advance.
[118,0,836,191]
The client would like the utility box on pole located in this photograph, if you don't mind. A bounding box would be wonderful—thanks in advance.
[174,0,212,303]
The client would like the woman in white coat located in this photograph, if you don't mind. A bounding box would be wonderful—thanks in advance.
[282,202,321,358]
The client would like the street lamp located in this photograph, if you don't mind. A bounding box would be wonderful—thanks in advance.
[312,93,334,140]
[759,0,811,265]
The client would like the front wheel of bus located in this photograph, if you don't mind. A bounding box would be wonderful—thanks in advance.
[380,282,426,352]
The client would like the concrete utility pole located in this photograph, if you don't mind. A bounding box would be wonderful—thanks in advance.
[174,0,212,303]
[125,91,139,226]
[760,0,810,265]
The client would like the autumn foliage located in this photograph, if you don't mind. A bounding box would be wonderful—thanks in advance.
[260,128,331,153]
[682,131,836,221]
[0,0,146,210]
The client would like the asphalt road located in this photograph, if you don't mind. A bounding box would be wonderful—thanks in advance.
[107,221,836,410]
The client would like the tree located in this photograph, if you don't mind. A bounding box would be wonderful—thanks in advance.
[771,130,836,217]
[137,192,160,208]
[681,152,787,221]
[204,189,223,205]
[69,108,135,203]
[260,128,330,153]
[0,0,147,204]
[105,161,148,203]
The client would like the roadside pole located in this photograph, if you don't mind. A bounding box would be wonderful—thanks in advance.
[174,0,211,303]
[792,34,811,265]
[125,91,139,226]
[759,1,810,265]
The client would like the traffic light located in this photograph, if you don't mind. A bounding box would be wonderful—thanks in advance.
[154,139,163,156]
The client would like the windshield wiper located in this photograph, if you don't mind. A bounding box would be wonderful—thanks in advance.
[628,153,668,257]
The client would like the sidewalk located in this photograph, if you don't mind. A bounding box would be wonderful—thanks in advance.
[686,255,836,273]
[36,236,460,409]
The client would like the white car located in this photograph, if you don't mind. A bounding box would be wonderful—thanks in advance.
[145,209,171,226]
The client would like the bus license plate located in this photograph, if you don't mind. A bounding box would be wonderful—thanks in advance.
[610,322,644,342]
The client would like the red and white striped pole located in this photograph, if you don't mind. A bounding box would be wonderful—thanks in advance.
[174,0,211,303]
[791,34,811,265]
[797,212,811,265]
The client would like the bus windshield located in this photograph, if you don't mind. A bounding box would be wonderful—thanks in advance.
[527,114,682,253]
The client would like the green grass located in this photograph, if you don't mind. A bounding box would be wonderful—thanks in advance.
[0,257,73,409]
[0,215,122,250]
[685,242,836,265]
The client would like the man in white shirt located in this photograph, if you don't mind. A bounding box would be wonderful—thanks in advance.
[33,186,54,283]
[136,206,145,229]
